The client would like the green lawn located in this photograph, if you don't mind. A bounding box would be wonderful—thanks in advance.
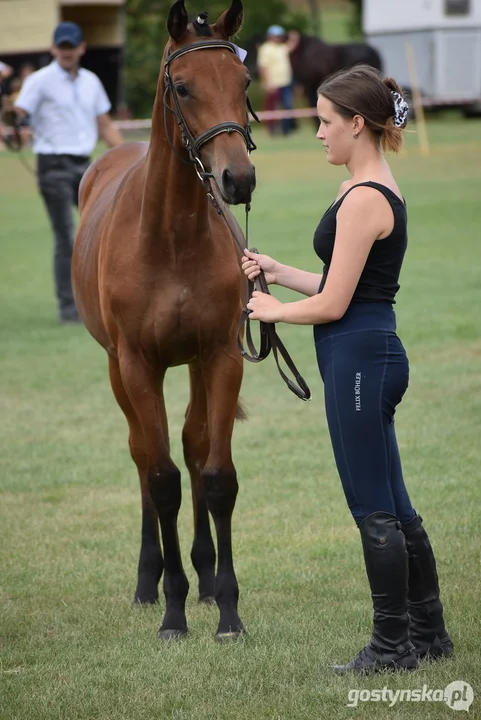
[1,117,480,719]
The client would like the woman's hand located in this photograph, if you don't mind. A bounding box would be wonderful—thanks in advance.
[246,291,283,322]
[241,249,279,285]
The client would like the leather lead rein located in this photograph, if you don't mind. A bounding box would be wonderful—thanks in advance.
[237,242,312,402]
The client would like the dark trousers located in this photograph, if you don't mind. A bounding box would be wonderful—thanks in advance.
[37,153,90,317]
[314,302,416,526]
[264,84,295,135]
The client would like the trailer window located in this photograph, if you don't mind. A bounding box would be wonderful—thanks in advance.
[445,0,470,14]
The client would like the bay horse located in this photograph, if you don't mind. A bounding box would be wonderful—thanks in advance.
[71,0,256,640]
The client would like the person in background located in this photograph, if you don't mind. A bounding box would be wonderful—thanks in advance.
[257,25,296,136]
[7,63,36,145]
[14,22,123,324]
[0,61,13,79]
[0,60,14,150]
[18,62,36,85]
[242,65,452,673]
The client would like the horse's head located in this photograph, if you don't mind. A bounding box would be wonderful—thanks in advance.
[164,0,256,205]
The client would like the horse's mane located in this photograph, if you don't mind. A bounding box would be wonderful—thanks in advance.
[290,33,331,66]
[298,33,329,50]
[192,11,213,37]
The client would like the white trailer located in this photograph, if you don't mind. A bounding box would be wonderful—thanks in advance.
[363,0,481,109]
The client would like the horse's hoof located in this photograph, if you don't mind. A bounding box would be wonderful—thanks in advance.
[158,628,188,641]
[198,595,216,606]
[215,630,245,642]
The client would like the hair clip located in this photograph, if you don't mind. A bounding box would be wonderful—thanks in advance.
[392,91,409,128]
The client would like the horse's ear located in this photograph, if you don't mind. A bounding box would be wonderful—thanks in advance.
[167,0,189,42]
[214,0,243,39]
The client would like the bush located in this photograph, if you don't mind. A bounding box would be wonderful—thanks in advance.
[346,0,363,38]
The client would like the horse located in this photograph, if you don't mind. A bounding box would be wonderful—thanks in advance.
[71,0,256,641]
[289,33,383,109]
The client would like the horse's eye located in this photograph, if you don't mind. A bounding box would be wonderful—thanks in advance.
[246,78,251,89]
[175,84,188,97]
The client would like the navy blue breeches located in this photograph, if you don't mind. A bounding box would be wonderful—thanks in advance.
[314,302,416,526]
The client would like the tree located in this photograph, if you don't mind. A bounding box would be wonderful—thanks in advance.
[346,0,363,38]
[305,0,321,36]
[124,0,167,118]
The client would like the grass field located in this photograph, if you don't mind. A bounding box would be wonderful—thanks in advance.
[1,116,481,719]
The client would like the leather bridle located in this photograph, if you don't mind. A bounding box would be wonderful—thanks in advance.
[163,38,258,199]
[163,39,312,402]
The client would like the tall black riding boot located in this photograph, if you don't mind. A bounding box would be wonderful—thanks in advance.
[402,514,453,660]
[334,512,418,674]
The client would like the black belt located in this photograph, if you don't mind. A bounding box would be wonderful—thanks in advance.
[38,153,90,163]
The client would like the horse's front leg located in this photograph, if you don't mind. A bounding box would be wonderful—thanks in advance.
[202,347,244,639]
[183,363,216,604]
[118,350,189,638]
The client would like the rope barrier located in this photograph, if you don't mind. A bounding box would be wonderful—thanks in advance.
[2,97,479,140]
[111,96,481,130]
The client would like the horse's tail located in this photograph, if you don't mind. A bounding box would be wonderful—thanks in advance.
[236,399,248,421]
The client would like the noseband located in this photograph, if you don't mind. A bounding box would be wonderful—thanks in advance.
[163,39,258,192]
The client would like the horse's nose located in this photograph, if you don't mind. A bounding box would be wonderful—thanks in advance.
[222,165,256,205]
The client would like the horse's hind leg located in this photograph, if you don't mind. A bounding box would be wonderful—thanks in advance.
[201,349,244,639]
[183,363,216,604]
[115,351,189,637]
[109,356,163,604]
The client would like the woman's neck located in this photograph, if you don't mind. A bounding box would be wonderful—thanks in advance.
[346,143,388,181]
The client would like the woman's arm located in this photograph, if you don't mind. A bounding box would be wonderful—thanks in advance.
[247,187,392,323]
[242,249,321,296]
[275,264,322,296]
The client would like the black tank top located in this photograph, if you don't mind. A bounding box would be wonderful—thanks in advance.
[313,181,407,304]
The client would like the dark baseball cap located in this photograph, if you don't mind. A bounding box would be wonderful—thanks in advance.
[53,22,83,47]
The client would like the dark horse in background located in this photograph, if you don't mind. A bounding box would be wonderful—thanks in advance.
[245,32,382,110]
[289,33,382,108]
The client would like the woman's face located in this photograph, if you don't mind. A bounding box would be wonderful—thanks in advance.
[316,95,356,166]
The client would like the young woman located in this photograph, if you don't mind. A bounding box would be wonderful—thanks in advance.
[242,65,452,673]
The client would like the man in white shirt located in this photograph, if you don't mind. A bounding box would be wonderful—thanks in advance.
[14,22,123,323]
[257,25,295,136]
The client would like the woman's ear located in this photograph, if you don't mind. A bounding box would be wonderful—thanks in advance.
[214,0,243,39]
[167,0,189,43]
[352,114,365,136]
